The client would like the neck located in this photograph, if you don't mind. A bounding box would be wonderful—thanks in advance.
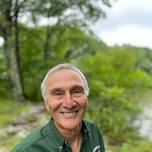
[54,121,82,151]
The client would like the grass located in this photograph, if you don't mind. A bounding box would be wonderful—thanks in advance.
[0,99,33,150]
[1,135,21,151]
[109,139,152,152]
[0,99,31,127]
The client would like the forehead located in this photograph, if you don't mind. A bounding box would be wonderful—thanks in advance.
[46,69,84,88]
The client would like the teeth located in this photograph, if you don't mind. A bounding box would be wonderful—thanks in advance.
[62,112,77,117]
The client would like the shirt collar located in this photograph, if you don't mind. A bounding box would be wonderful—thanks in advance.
[42,118,89,151]
[82,120,90,140]
[42,118,65,151]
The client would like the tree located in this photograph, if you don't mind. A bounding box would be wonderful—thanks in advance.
[16,24,107,100]
[0,0,113,101]
[0,0,25,101]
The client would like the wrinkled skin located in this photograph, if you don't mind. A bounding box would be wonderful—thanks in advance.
[44,69,88,131]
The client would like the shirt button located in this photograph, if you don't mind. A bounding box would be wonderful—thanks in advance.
[59,146,63,152]
[64,140,67,144]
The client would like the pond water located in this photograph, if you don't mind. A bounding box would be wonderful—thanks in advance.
[135,103,152,141]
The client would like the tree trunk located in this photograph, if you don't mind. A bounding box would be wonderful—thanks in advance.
[3,21,25,101]
[43,18,61,60]
[0,0,25,101]
[14,0,26,98]
[43,25,51,60]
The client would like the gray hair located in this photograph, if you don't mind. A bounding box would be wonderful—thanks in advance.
[41,63,89,100]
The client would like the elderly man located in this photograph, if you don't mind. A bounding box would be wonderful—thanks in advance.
[11,63,105,152]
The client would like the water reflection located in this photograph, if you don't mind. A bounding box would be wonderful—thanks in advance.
[135,103,152,141]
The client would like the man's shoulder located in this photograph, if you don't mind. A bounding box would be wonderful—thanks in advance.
[11,122,50,152]
[83,120,102,138]
[83,120,105,152]
[83,119,99,129]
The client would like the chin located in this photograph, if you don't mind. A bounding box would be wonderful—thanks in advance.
[52,112,84,130]
[62,119,81,130]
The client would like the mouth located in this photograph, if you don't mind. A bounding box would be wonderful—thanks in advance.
[60,110,79,118]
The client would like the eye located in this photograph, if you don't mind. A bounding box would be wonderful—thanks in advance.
[50,89,64,96]
[70,86,85,97]
[53,91,63,96]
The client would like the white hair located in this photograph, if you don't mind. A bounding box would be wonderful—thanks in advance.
[41,63,89,100]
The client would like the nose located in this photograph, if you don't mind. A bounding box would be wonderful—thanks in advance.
[62,92,76,108]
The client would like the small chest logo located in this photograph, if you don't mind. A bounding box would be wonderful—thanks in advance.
[93,145,100,152]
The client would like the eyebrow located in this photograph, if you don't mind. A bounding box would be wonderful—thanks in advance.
[70,85,84,90]
[49,88,63,93]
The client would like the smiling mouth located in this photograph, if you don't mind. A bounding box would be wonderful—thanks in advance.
[60,110,79,118]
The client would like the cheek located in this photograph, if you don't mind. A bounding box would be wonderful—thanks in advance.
[79,97,88,108]
[46,99,61,112]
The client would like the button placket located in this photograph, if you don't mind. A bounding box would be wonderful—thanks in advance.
[58,146,63,152]
[64,140,67,144]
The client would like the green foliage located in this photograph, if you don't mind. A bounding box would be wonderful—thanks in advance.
[86,85,138,143]
[18,24,106,100]
[0,47,12,98]
[23,0,111,23]
[76,47,152,142]
[135,48,152,74]
[76,47,152,89]
[112,139,152,152]
[0,0,113,101]
[42,25,107,60]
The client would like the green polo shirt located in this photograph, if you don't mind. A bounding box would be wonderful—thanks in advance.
[11,119,105,152]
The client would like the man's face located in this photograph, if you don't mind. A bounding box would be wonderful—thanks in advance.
[44,69,88,131]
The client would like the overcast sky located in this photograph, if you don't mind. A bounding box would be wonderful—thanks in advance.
[91,0,152,49]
